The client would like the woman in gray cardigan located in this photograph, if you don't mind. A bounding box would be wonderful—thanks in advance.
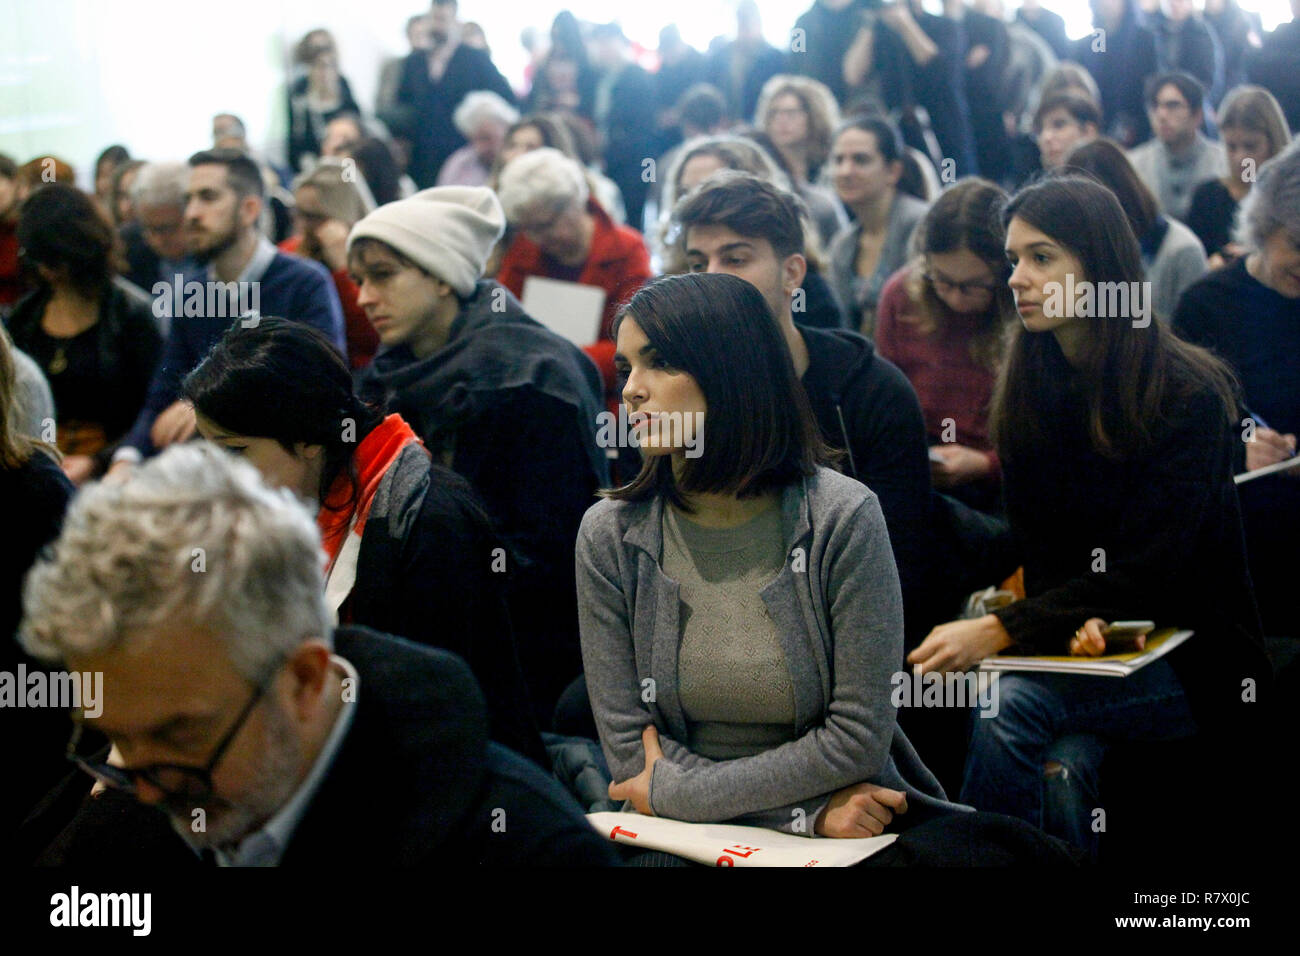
[577,272,954,839]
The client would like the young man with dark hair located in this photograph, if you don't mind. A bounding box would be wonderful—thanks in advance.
[108,149,345,478]
[1128,71,1227,220]
[1034,93,1103,170]
[672,170,938,645]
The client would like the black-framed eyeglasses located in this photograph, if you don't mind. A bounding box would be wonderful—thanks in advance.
[65,673,273,803]
[922,270,1000,296]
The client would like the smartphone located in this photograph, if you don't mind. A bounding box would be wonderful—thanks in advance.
[1104,620,1154,652]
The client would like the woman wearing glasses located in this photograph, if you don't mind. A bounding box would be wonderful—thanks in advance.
[182,318,545,767]
[874,179,1015,514]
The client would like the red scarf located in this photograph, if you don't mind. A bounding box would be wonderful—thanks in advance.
[318,414,426,569]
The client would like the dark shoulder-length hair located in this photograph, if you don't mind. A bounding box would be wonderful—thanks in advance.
[603,273,829,509]
[16,183,117,300]
[182,317,385,517]
[989,176,1238,463]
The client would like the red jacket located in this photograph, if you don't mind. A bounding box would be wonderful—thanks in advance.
[497,199,651,405]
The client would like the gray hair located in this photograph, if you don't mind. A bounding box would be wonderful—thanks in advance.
[131,161,189,211]
[1237,141,1300,252]
[20,443,331,680]
[453,91,519,137]
[497,147,588,221]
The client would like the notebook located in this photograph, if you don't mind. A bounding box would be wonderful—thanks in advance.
[587,812,897,867]
[521,276,606,347]
[978,628,1192,677]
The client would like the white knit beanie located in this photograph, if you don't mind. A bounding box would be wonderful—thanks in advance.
[346,186,505,297]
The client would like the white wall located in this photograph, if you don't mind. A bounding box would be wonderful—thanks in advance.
[0,0,1293,186]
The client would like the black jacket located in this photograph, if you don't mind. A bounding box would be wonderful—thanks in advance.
[6,281,163,474]
[360,281,608,723]
[1072,6,1159,147]
[28,628,619,867]
[1,449,72,835]
[346,440,547,767]
[991,342,1272,727]
[395,45,516,188]
[798,325,936,645]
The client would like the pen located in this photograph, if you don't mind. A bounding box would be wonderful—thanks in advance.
[1244,409,1297,459]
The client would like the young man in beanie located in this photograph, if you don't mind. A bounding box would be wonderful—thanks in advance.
[349,186,608,726]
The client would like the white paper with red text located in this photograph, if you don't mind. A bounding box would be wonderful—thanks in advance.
[587,812,898,867]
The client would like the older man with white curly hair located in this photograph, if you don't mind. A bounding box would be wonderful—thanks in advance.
[18,442,615,867]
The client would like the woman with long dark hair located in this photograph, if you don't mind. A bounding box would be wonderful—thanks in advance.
[578,272,955,845]
[183,317,545,767]
[908,176,1272,854]
[827,115,929,336]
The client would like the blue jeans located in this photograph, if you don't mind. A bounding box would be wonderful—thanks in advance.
[959,661,1197,856]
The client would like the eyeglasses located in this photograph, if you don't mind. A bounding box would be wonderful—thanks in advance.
[65,672,275,803]
[923,269,1000,296]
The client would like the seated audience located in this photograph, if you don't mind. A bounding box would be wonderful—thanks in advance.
[109,149,345,476]
[1173,144,1300,640]
[19,442,617,867]
[1186,85,1292,266]
[350,185,608,724]
[496,147,652,409]
[1128,71,1227,221]
[437,91,518,187]
[827,116,930,336]
[875,178,1015,514]
[120,161,201,295]
[183,318,544,765]
[282,161,379,369]
[909,176,1272,856]
[6,184,162,485]
[1067,137,1207,323]
[673,171,935,645]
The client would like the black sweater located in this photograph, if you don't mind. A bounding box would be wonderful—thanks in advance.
[991,341,1271,726]
[1172,259,1300,637]
[798,325,935,644]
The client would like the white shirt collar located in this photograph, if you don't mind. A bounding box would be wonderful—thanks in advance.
[215,654,358,867]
